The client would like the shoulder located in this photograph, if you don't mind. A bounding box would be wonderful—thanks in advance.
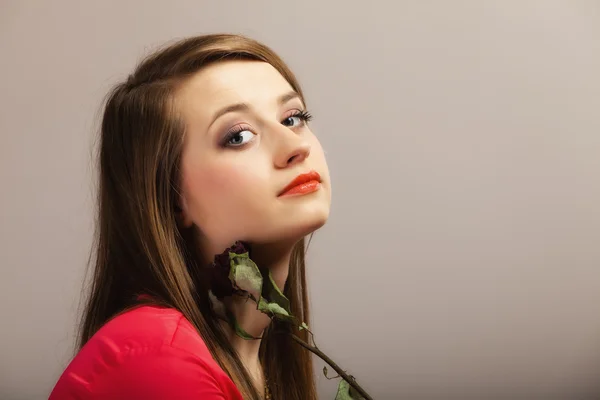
[49,305,242,400]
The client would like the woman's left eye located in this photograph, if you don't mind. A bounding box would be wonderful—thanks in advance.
[282,111,313,128]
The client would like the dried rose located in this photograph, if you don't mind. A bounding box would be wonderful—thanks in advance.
[208,241,249,299]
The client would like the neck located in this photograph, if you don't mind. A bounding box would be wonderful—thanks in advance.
[219,239,297,387]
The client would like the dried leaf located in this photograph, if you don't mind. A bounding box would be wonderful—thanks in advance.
[323,366,340,380]
[260,269,292,315]
[335,379,364,400]
[229,251,263,299]
[258,296,294,322]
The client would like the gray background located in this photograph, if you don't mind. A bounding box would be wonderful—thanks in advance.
[1,1,600,399]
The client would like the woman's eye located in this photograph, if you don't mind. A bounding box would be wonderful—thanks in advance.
[225,129,254,147]
[282,111,312,128]
[282,115,303,128]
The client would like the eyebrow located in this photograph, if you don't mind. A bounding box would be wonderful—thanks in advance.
[208,90,302,129]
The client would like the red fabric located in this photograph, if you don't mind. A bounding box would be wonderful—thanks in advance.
[49,305,243,400]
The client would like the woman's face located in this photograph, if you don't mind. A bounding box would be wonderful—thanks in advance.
[176,60,331,256]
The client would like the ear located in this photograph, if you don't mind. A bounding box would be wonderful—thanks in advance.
[175,194,193,229]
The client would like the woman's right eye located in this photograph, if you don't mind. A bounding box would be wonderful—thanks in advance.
[223,129,255,148]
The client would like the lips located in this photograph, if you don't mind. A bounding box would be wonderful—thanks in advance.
[279,170,322,197]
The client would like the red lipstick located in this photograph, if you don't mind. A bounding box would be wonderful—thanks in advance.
[279,170,321,197]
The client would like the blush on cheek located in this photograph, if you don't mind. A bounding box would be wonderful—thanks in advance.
[185,163,263,212]
[181,150,273,233]
[205,164,257,196]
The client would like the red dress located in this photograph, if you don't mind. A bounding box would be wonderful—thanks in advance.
[49,304,243,399]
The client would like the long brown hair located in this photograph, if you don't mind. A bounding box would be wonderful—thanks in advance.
[79,34,316,400]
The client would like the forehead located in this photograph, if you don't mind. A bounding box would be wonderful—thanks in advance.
[176,60,295,119]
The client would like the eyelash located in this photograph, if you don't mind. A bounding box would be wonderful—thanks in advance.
[289,110,313,124]
[221,110,313,147]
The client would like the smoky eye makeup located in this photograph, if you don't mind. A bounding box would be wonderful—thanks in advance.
[219,124,255,148]
[216,107,313,148]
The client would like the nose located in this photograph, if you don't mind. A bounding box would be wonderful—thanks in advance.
[273,127,311,169]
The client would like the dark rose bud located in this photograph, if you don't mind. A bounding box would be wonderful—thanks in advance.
[209,241,249,299]
[228,241,248,255]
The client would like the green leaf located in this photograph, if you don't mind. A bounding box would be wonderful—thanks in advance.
[260,269,292,315]
[228,252,263,298]
[299,322,309,331]
[257,296,295,322]
[335,379,364,400]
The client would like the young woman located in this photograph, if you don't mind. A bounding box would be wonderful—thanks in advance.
[49,33,331,400]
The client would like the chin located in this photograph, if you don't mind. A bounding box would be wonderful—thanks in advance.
[295,192,330,231]
[244,190,331,244]
[306,206,330,232]
[250,207,330,245]
[283,205,330,241]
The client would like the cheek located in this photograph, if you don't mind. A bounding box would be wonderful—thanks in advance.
[186,162,248,206]
[182,158,270,228]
